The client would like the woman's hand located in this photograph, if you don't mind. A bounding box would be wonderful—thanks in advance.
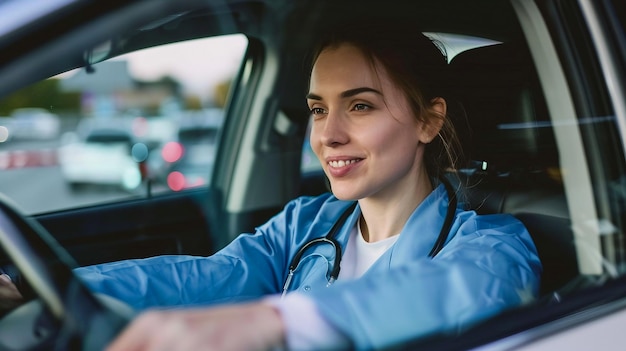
[106,301,285,351]
[0,274,23,316]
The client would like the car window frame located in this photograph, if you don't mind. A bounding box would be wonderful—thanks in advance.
[513,0,604,276]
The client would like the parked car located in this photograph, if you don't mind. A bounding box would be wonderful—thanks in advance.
[147,109,224,191]
[0,0,624,350]
[58,118,143,191]
[7,107,61,140]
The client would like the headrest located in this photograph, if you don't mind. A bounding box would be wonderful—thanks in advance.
[449,43,557,175]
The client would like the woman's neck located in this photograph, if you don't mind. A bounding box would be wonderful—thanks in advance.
[358,173,434,243]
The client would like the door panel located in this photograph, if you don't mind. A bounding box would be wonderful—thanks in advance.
[33,188,218,266]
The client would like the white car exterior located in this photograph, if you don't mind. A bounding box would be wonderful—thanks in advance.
[58,126,142,191]
[9,108,61,140]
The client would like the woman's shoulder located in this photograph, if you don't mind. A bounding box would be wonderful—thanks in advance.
[440,209,540,268]
[455,209,529,235]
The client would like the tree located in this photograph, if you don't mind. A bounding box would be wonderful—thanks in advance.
[213,79,232,109]
[0,78,80,116]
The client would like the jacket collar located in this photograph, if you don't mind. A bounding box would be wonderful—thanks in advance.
[341,184,454,273]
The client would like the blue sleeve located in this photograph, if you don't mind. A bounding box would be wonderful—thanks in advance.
[73,196,327,310]
[309,213,542,350]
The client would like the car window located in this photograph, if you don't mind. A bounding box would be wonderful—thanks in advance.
[0,34,248,214]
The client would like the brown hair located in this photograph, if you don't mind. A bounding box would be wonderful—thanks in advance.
[308,20,465,183]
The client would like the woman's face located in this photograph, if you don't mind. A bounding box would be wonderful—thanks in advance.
[307,43,433,201]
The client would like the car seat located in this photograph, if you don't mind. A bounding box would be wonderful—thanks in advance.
[448,42,579,297]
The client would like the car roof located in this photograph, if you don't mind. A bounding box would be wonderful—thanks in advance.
[0,0,523,100]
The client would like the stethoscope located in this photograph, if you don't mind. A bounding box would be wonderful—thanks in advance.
[281,177,458,297]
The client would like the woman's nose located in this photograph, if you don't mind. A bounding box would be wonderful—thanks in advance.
[320,112,349,146]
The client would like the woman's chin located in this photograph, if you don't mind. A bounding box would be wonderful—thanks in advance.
[330,188,361,201]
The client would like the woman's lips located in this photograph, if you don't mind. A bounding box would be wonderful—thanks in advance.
[326,158,363,177]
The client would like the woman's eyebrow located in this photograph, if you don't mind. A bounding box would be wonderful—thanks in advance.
[340,87,382,98]
[306,87,382,101]
[306,92,322,101]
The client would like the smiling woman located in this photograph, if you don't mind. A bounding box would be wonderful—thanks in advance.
[0,0,624,350]
[68,19,541,351]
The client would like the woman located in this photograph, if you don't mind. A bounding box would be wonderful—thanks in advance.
[1,21,542,351]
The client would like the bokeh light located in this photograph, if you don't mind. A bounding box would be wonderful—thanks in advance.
[162,142,184,163]
[167,171,186,191]
[0,126,9,142]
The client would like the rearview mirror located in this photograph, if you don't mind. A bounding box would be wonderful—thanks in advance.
[83,40,112,72]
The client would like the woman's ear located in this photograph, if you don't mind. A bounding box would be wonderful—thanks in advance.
[418,97,447,143]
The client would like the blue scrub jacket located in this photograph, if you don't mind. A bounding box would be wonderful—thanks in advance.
[75,183,542,349]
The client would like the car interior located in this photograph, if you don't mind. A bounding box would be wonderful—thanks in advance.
[0,0,624,349]
[448,42,576,297]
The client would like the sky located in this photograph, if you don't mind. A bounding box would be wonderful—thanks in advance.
[118,35,247,96]
[61,34,248,101]
[115,34,248,98]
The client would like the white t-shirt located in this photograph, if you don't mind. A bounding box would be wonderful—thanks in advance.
[266,222,399,350]
[340,221,399,279]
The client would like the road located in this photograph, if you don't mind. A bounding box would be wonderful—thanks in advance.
[0,139,144,215]
[0,166,139,214]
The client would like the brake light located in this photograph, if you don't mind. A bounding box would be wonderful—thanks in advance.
[167,171,186,191]
[162,142,184,163]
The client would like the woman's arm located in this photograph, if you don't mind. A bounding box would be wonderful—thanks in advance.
[73,195,332,310]
[309,213,542,349]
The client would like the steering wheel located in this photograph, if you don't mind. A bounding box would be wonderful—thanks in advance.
[0,193,131,350]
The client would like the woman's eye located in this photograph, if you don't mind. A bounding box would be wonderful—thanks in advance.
[353,103,370,111]
[310,107,326,115]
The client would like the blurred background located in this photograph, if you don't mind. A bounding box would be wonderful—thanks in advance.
[0,35,251,214]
